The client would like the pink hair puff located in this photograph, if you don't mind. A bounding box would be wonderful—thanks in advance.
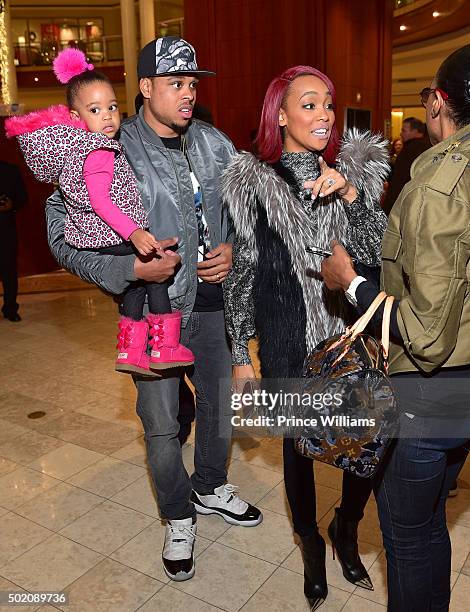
[53,48,94,84]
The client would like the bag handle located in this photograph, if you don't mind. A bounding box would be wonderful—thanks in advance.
[352,293,395,367]
[328,291,395,365]
[381,295,395,360]
[351,292,395,353]
[349,291,388,339]
[328,291,388,358]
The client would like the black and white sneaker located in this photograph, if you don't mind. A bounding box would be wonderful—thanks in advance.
[162,517,197,581]
[191,484,263,527]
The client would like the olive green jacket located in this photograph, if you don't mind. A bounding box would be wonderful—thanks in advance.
[382,124,470,374]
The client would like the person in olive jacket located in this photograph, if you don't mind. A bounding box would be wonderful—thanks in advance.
[321,45,470,612]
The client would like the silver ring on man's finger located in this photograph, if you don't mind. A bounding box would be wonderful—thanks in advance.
[326,177,336,187]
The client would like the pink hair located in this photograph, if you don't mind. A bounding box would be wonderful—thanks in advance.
[5,105,87,138]
[53,48,94,84]
[255,65,340,165]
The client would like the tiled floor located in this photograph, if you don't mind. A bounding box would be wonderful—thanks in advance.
[0,289,469,611]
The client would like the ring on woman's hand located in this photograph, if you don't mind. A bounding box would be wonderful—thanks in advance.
[326,177,336,187]
[216,273,221,280]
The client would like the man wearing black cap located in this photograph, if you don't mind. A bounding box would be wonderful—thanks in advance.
[45,36,262,582]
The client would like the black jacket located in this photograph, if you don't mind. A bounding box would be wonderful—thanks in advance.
[0,161,27,229]
[383,137,429,215]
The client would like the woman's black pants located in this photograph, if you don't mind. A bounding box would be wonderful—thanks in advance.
[282,437,373,537]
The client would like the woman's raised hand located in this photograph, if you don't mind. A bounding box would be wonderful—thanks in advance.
[303,156,358,203]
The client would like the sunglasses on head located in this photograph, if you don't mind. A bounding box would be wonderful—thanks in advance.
[420,87,449,108]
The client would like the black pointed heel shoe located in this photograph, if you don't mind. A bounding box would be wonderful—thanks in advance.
[327,508,373,591]
[300,531,328,611]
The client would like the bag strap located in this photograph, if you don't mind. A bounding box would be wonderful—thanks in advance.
[328,291,388,358]
[328,291,395,367]
[349,291,388,340]
[381,295,395,360]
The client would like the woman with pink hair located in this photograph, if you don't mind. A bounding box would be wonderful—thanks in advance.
[222,66,389,610]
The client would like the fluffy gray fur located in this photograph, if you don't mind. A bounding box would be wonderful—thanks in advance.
[337,128,391,209]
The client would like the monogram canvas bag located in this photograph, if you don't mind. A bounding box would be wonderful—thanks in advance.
[295,292,399,478]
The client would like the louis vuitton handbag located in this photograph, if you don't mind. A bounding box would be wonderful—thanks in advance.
[295,291,399,478]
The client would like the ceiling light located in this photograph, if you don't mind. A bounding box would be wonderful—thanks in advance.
[432,11,440,17]
[399,25,407,31]
[34,77,39,82]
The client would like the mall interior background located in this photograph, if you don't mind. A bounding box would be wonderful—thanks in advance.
[0,2,469,610]
[1,0,469,283]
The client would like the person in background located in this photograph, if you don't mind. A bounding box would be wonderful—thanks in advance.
[382,117,429,215]
[0,160,27,322]
[390,137,403,165]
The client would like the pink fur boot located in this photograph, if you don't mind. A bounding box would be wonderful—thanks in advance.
[115,317,153,376]
[147,312,194,370]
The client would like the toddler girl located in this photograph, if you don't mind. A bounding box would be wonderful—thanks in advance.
[6,48,193,375]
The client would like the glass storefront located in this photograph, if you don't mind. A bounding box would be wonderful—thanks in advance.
[11,17,122,67]
[11,13,184,67]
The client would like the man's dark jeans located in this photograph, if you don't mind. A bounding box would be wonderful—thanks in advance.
[375,413,469,612]
[134,310,232,520]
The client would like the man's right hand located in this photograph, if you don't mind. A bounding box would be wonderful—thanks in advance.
[133,237,180,283]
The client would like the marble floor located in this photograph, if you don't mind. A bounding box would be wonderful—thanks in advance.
[0,288,469,612]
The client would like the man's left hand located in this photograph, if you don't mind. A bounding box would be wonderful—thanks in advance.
[321,241,357,290]
[197,242,233,284]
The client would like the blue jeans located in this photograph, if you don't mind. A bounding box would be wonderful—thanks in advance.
[375,413,468,611]
[134,310,232,520]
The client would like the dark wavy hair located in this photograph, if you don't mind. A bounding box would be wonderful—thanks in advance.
[403,117,426,134]
[66,70,112,108]
[436,44,470,129]
[255,65,340,165]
